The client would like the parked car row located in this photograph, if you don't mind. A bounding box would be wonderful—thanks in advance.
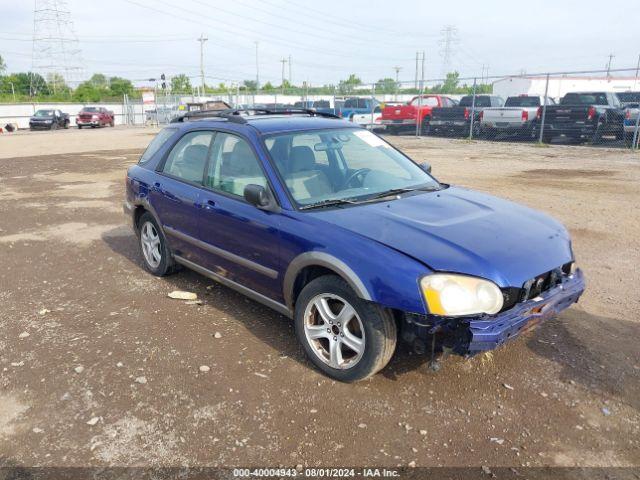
[28,106,115,131]
[379,91,639,146]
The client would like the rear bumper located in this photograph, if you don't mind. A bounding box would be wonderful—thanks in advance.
[482,121,532,132]
[431,119,467,127]
[381,118,416,125]
[466,269,585,353]
[77,120,100,126]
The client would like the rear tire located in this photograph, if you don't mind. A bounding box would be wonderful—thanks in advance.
[78,125,82,129]
[64,120,69,129]
[137,212,176,277]
[294,275,397,382]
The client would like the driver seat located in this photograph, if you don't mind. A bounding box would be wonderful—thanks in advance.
[285,146,332,201]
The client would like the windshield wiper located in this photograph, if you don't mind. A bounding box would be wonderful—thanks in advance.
[299,198,358,210]
[367,185,439,201]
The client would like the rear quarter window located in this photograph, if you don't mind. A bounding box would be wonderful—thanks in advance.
[139,128,177,164]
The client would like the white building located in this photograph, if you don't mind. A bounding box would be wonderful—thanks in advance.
[492,76,640,101]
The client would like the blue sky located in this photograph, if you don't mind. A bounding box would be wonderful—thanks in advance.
[1,0,638,86]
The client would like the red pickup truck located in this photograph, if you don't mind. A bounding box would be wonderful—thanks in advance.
[380,95,457,135]
[76,107,115,129]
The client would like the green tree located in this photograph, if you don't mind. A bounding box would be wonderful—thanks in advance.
[262,81,275,92]
[0,55,6,74]
[46,72,70,95]
[171,73,192,93]
[73,81,101,102]
[375,77,396,94]
[242,79,257,91]
[338,74,362,94]
[89,73,109,89]
[441,71,460,93]
[108,76,134,97]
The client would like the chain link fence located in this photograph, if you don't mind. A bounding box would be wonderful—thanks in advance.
[225,67,640,150]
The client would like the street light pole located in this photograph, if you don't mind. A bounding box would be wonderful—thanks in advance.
[197,33,208,98]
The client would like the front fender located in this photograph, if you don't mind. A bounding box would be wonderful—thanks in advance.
[278,214,431,315]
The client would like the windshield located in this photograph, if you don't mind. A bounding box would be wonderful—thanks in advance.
[616,92,640,103]
[459,96,491,107]
[560,93,608,105]
[82,107,99,112]
[410,96,439,107]
[505,96,541,107]
[34,110,54,117]
[265,128,440,207]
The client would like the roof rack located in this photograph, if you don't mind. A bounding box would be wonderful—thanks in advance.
[170,107,341,124]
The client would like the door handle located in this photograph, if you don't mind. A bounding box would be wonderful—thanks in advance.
[204,199,216,210]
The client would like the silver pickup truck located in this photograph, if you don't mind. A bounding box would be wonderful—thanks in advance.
[480,95,555,138]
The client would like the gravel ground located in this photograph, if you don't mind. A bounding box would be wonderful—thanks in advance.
[0,127,639,471]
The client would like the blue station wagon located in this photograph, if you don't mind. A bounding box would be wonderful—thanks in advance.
[124,109,585,382]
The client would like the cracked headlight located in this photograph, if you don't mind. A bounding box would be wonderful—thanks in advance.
[421,274,503,316]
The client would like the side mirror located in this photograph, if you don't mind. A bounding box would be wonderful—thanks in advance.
[244,184,274,210]
[419,162,432,174]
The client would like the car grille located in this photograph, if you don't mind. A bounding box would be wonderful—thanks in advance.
[500,262,573,312]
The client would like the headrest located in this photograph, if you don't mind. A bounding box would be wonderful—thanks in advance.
[290,146,316,172]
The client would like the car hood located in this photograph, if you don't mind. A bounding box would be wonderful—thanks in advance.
[309,186,573,287]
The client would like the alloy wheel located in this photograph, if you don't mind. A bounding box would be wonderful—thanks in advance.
[303,294,365,370]
[140,221,162,269]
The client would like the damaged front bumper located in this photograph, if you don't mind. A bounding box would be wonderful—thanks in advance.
[403,269,585,356]
[466,269,585,353]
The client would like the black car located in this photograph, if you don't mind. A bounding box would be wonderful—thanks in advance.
[538,92,624,143]
[429,95,504,136]
[29,109,70,130]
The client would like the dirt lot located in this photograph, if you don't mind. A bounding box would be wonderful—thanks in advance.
[1,127,639,472]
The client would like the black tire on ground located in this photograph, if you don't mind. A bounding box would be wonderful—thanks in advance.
[137,212,177,277]
[387,126,399,136]
[64,120,69,129]
[294,275,397,382]
[110,121,115,127]
[77,125,82,129]
[50,122,57,130]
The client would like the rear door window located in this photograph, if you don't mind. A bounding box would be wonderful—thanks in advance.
[162,130,214,184]
[205,133,267,197]
[139,127,177,164]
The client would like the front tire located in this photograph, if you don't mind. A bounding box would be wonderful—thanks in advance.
[294,275,397,382]
[137,212,176,276]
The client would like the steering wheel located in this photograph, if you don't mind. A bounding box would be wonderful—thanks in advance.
[343,168,371,189]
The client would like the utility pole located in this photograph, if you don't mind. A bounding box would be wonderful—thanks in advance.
[414,52,419,90]
[280,57,288,94]
[254,41,260,92]
[634,54,640,90]
[288,54,292,84]
[394,66,402,100]
[197,33,208,97]
[421,51,425,84]
[606,53,615,77]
